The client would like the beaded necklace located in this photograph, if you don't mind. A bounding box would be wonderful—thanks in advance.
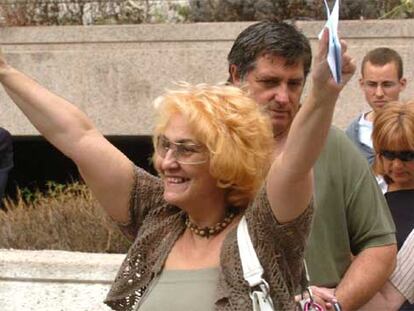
[185,209,237,238]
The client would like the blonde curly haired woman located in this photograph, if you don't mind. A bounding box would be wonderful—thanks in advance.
[0,29,354,310]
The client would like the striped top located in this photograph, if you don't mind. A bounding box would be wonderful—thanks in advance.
[390,229,414,303]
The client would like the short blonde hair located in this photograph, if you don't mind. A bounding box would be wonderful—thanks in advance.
[153,83,273,208]
[372,101,414,182]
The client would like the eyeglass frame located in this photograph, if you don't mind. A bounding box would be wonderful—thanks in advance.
[380,150,414,162]
[362,80,401,93]
[155,134,209,165]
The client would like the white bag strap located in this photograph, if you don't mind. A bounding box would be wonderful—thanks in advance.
[237,216,264,287]
[237,216,275,310]
[251,291,275,311]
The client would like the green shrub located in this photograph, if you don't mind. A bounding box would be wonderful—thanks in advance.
[0,182,131,253]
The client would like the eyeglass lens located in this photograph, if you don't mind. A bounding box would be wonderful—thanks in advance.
[156,135,207,164]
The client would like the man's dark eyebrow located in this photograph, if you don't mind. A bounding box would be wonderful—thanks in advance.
[254,75,304,83]
[289,78,305,83]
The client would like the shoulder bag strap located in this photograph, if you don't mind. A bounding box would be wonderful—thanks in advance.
[237,216,275,311]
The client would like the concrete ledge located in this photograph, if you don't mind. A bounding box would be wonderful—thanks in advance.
[0,23,252,43]
[1,20,413,43]
[0,249,125,311]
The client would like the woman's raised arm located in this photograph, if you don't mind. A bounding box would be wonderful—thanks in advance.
[0,50,134,224]
[267,29,356,223]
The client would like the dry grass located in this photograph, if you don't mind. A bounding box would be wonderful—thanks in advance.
[0,182,131,253]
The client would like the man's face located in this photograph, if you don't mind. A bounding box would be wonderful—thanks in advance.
[231,54,305,137]
[360,61,406,112]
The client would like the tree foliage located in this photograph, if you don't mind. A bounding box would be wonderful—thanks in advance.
[0,0,188,26]
[188,0,410,22]
[0,0,412,27]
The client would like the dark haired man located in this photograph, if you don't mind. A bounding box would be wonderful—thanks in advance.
[228,21,397,310]
[346,47,406,165]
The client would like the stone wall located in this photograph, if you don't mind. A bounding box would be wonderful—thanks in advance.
[0,20,414,135]
[1,20,413,311]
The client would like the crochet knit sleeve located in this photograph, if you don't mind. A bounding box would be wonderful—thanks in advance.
[245,185,314,293]
[116,165,164,241]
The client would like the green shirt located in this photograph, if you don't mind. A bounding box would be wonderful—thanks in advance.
[138,268,219,311]
[305,127,396,287]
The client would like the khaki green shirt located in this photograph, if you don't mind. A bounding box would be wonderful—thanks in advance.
[139,268,219,311]
[305,127,396,287]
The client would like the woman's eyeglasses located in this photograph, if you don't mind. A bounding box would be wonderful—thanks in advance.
[380,150,414,162]
[155,135,208,165]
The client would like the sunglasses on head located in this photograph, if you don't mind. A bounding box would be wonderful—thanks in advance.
[380,150,414,162]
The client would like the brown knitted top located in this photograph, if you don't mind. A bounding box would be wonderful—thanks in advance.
[104,166,313,311]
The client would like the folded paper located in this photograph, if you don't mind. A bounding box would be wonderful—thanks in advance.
[319,0,341,84]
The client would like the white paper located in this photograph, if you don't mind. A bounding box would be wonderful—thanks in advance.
[319,0,341,84]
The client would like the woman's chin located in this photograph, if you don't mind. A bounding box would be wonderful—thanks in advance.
[163,192,186,207]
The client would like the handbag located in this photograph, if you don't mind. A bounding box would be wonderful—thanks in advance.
[295,261,324,311]
[296,286,324,311]
[237,216,275,311]
[295,256,342,311]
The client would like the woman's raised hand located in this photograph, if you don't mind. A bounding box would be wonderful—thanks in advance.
[0,45,134,226]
